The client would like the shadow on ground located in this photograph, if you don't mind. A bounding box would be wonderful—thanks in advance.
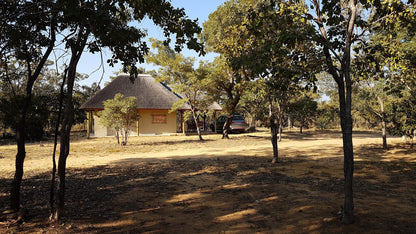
[1,140,415,233]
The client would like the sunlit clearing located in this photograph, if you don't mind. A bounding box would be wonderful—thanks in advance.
[167,191,204,203]
[260,196,279,202]
[215,209,257,222]
[93,219,135,228]
[221,183,250,190]
[288,205,312,215]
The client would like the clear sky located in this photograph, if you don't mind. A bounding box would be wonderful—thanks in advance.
[76,0,226,87]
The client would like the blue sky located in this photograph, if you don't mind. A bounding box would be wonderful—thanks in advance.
[77,0,226,86]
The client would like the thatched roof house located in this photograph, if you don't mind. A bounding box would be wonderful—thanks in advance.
[80,74,222,137]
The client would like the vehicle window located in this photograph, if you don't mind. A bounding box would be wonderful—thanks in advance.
[233,115,244,120]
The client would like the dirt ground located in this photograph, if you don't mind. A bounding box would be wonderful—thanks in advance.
[0,130,415,233]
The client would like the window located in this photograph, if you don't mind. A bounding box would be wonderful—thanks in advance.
[152,114,166,124]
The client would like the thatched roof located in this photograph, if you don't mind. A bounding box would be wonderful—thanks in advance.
[80,74,222,111]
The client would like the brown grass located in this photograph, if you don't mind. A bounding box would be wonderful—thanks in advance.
[0,130,415,233]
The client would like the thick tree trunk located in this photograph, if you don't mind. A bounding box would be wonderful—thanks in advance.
[10,127,26,211]
[10,20,55,213]
[11,83,34,211]
[338,71,354,225]
[313,0,356,224]
[222,116,233,139]
[381,120,387,149]
[10,75,39,212]
[221,76,242,139]
[340,113,354,224]
[57,128,70,220]
[341,1,356,224]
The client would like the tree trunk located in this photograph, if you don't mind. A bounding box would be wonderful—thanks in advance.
[313,0,356,223]
[55,29,88,220]
[271,118,279,163]
[56,81,75,220]
[57,126,70,220]
[10,20,55,212]
[336,59,355,225]
[124,128,128,145]
[340,108,354,224]
[192,108,203,141]
[269,102,279,163]
[50,70,67,218]
[10,126,26,211]
[115,130,120,145]
[278,118,283,142]
[412,129,416,149]
[381,118,387,150]
[340,1,356,224]
[222,116,233,139]
[10,81,34,210]
[378,97,387,149]
[10,70,43,212]
[221,75,242,139]
[338,56,354,225]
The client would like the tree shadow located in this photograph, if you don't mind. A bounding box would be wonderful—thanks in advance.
[1,146,415,233]
[131,139,215,147]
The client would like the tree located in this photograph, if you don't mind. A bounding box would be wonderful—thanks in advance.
[288,92,318,134]
[215,0,321,162]
[239,79,269,128]
[203,0,255,139]
[49,0,203,220]
[100,93,138,145]
[206,57,248,139]
[73,82,101,127]
[353,78,391,149]
[303,0,414,223]
[1,0,56,212]
[315,101,339,130]
[354,8,416,147]
[223,0,412,223]
[146,39,211,141]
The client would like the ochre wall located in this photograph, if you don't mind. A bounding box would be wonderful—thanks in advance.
[138,109,177,135]
[92,109,176,137]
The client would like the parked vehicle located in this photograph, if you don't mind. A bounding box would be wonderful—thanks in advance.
[210,114,248,133]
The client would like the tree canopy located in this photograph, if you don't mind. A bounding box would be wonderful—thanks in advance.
[100,93,138,145]
[147,38,212,141]
[1,0,204,219]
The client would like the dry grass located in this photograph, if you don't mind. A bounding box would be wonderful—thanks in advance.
[0,130,415,233]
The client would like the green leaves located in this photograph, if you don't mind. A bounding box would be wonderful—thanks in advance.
[99,93,138,144]
[146,39,211,113]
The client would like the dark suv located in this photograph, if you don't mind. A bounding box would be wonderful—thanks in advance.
[210,114,248,133]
